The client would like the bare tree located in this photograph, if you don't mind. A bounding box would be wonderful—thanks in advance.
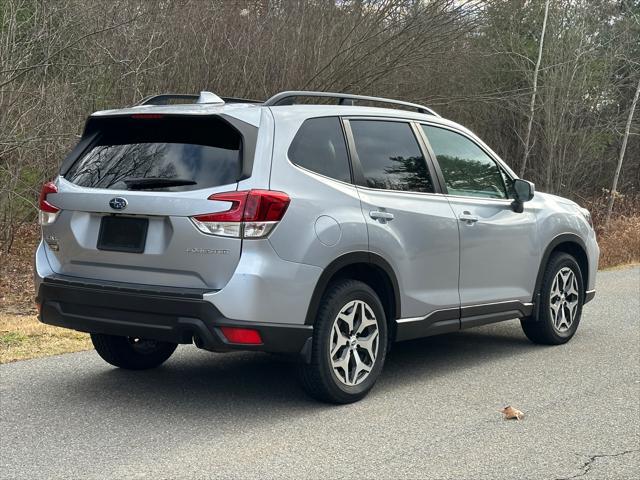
[1,0,639,249]
[605,74,640,229]
[520,0,550,178]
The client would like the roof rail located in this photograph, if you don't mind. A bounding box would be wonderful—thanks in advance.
[263,90,440,117]
[137,91,225,106]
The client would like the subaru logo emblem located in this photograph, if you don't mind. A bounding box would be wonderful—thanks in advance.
[109,197,127,210]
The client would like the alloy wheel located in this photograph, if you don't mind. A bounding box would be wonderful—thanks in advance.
[549,267,580,332]
[329,300,380,386]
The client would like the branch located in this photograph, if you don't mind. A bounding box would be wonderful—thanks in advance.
[0,13,143,89]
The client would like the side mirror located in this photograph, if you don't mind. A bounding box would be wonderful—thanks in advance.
[512,179,534,213]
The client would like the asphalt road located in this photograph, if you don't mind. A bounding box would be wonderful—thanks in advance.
[1,267,639,479]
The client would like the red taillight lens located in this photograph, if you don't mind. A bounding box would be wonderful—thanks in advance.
[191,190,290,238]
[193,191,248,223]
[38,182,60,226]
[220,326,263,345]
[243,190,290,222]
[39,182,59,213]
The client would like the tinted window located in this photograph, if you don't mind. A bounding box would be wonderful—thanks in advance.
[422,126,507,199]
[288,117,351,182]
[65,116,242,191]
[350,120,434,193]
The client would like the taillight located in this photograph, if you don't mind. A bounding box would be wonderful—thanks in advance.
[220,326,263,345]
[38,182,60,225]
[191,190,290,238]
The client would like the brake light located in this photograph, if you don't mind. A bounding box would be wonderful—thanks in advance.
[220,326,263,345]
[38,182,60,225]
[131,113,165,119]
[191,190,290,238]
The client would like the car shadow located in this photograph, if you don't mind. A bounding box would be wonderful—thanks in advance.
[46,321,540,418]
[378,324,537,392]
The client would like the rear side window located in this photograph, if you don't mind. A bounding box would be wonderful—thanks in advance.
[65,116,242,191]
[288,117,351,183]
[350,120,434,193]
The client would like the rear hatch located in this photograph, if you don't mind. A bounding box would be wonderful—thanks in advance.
[42,113,257,290]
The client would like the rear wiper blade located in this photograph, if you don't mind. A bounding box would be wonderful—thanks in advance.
[123,178,197,190]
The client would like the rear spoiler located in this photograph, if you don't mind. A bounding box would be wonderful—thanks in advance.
[136,91,262,106]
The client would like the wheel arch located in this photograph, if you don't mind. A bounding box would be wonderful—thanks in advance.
[304,252,401,332]
[534,233,589,306]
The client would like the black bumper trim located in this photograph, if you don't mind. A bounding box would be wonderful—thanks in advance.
[585,289,596,303]
[43,274,211,299]
[37,275,312,355]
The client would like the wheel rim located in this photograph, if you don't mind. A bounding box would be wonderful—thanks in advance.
[329,300,379,387]
[549,267,580,333]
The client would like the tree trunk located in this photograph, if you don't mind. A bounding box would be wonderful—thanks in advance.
[520,0,550,178]
[604,75,640,229]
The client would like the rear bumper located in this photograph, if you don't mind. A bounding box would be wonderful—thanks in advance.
[36,274,312,357]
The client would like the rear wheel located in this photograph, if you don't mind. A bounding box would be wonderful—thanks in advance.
[521,252,584,345]
[298,279,388,404]
[91,333,177,370]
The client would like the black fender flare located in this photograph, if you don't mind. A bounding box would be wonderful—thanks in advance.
[531,233,589,319]
[304,252,401,325]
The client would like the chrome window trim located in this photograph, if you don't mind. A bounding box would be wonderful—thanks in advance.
[442,194,514,205]
[354,184,448,200]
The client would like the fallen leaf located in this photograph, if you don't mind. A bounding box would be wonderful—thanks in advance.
[500,405,524,420]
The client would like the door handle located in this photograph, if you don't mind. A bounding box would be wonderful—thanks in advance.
[370,210,394,221]
[459,211,478,224]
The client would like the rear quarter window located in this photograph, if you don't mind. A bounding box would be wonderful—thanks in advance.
[64,116,242,191]
[287,117,351,183]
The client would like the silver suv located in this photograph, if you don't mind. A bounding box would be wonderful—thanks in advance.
[34,90,599,403]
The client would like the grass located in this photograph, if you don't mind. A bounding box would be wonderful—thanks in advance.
[597,216,640,269]
[586,193,640,269]
[1,206,638,364]
[0,314,92,364]
[0,225,92,363]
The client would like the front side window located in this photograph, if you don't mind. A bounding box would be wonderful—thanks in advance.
[350,120,434,193]
[422,125,507,199]
[288,117,351,183]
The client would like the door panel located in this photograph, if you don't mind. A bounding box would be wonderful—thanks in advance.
[447,197,538,305]
[357,189,461,318]
[419,124,539,307]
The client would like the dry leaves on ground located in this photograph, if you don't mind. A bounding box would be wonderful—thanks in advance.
[500,406,525,420]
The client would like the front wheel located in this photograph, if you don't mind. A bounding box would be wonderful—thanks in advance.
[521,252,584,345]
[298,279,388,404]
[91,333,177,370]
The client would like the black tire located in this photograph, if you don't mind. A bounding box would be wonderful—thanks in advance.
[521,252,584,345]
[91,333,177,370]
[298,279,388,404]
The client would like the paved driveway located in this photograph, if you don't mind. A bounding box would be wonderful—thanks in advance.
[1,267,638,479]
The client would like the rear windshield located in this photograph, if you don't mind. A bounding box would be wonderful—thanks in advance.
[65,116,241,191]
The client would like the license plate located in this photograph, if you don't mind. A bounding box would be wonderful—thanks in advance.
[97,216,148,253]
